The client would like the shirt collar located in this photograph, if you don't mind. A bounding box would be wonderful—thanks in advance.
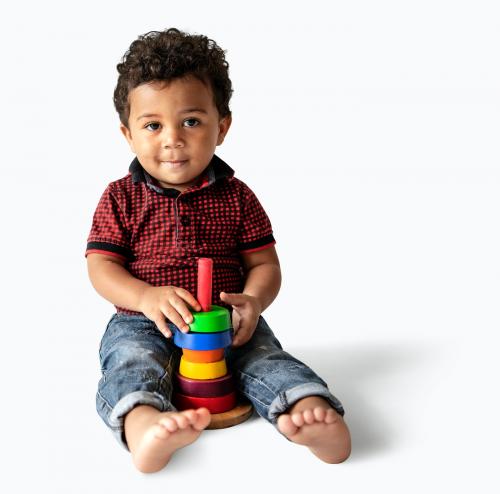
[129,154,234,197]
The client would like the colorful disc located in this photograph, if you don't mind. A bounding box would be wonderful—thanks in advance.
[173,328,232,350]
[182,348,225,363]
[175,372,235,397]
[179,356,227,379]
[174,391,237,414]
[189,305,231,333]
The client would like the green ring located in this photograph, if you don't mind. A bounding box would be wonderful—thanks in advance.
[189,305,231,333]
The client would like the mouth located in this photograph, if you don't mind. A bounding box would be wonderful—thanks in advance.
[160,160,188,169]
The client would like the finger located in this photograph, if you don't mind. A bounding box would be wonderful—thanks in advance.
[231,319,244,346]
[232,312,241,332]
[169,297,195,327]
[220,292,246,307]
[232,327,250,347]
[232,336,248,347]
[152,313,172,338]
[162,306,190,333]
[175,288,202,311]
[231,333,241,347]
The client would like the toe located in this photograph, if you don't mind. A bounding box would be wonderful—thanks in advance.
[174,413,189,429]
[291,412,305,427]
[325,409,339,424]
[193,407,211,430]
[159,417,179,433]
[303,409,315,425]
[183,409,198,425]
[277,414,298,437]
[313,406,327,422]
[152,423,170,440]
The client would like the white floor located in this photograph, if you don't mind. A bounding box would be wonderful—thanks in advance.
[2,1,499,492]
[10,320,499,493]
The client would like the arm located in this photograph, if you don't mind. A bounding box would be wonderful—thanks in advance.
[220,245,281,346]
[241,245,281,312]
[87,253,149,311]
[87,253,201,336]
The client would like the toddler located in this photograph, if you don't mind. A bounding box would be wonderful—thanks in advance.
[86,27,351,473]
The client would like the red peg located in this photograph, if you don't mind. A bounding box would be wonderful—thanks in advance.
[197,257,213,312]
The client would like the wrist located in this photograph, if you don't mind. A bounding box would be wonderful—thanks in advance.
[244,293,263,315]
[137,284,153,313]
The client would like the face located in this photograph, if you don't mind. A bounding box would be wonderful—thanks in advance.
[121,76,231,191]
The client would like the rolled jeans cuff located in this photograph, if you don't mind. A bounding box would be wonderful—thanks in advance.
[107,390,176,450]
[267,383,345,426]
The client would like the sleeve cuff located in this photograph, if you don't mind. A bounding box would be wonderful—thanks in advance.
[238,234,276,254]
[85,241,132,260]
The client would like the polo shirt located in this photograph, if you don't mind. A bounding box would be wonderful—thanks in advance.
[86,154,276,314]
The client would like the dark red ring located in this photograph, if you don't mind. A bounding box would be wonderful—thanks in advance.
[174,372,235,397]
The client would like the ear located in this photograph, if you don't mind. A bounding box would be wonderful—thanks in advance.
[216,113,232,146]
[120,123,136,153]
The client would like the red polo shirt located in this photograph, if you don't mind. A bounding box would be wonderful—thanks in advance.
[86,154,276,314]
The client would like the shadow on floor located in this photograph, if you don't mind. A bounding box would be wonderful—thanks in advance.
[286,340,442,461]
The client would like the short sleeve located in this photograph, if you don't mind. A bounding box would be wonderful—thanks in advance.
[237,185,276,253]
[85,185,132,261]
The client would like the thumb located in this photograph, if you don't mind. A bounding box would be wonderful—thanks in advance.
[220,291,246,306]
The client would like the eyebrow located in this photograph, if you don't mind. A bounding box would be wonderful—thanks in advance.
[136,109,208,121]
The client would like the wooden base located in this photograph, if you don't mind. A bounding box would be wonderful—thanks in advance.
[207,400,254,430]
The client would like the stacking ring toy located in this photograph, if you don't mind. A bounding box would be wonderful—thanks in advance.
[174,391,237,414]
[188,305,231,333]
[175,372,234,397]
[179,356,227,379]
[173,328,232,351]
[182,348,225,363]
[171,258,253,429]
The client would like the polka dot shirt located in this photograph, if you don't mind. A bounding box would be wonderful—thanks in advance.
[86,154,276,314]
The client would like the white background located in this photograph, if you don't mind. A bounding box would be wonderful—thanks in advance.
[1,0,499,492]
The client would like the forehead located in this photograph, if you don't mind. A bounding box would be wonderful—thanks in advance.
[128,77,216,115]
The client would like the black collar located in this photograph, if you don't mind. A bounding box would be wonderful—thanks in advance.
[129,154,234,197]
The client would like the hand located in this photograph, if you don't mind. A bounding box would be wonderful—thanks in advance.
[219,292,262,347]
[138,286,202,338]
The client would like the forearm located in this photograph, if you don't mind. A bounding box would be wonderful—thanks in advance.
[87,257,150,312]
[242,263,281,313]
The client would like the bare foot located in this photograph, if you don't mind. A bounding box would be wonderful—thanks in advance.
[277,397,351,463]
[125,406,211,473]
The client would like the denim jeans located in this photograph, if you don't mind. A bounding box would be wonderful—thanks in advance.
[96,313,345,449]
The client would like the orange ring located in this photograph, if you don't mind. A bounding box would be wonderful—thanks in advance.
[183,348,225,363]
[174,391,237,414]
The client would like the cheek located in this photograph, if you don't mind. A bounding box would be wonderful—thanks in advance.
[136,139,157,154]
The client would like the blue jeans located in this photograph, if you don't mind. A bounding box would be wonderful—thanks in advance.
[97,313,345,449]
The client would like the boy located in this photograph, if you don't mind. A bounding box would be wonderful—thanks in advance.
[86,28,351,473]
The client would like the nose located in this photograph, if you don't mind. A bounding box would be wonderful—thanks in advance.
[161,126,184,148]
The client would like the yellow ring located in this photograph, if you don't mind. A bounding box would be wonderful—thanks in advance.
[179,356,227,380]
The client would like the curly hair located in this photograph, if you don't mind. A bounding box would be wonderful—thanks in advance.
[114,28,233,127]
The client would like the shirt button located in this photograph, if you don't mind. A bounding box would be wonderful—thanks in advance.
[181,216,191,226]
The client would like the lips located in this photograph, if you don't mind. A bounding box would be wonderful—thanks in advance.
[161,160,187,169]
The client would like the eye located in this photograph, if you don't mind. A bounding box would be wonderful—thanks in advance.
[184,118,200,128]
[145,122,161,131]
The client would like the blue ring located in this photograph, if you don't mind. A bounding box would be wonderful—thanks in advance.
[173,328,233,350]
